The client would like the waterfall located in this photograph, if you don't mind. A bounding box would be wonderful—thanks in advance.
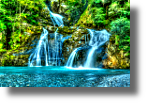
[48,7,64,27]
[84,47,97,68]
[28,6,66,67]
[84,29,111,68]
[28,28,49,67]
[28,5,110,68]
[66,47,82,67]
[66,29,110,68]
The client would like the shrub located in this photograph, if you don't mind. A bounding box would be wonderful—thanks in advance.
[110,17,130,53]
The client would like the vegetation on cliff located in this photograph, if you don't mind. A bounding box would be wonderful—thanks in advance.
[0,0,50,50]
[0,0,130,69]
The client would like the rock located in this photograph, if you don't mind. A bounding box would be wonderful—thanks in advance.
[102,42,130,69]
[61,27,92,66]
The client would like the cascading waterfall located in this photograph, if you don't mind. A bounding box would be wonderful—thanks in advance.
[28,28,49,67]
[28,7,65,67]
[28,5,110,68]
[47,7,64,66]
[84,47,97,68]
[66,47,82,67]
[84,29,111,68]
[66,29,110,68]
[48,8,64,27]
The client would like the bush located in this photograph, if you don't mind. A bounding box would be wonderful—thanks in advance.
[91,7,106,27]
[110,17,130,53]
[110,17,130,36]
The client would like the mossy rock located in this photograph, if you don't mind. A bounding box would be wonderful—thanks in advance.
[57,26,76,36]
[0,50,29,66]
[102,42,130,69]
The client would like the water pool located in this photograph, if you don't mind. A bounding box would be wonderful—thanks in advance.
[0,66,130,87]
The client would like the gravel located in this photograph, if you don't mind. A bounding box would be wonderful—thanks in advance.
[97,74,130,87]
[0,73,130,87]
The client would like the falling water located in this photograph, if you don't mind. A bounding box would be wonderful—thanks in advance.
[28,5,110,68]
[66,29,110,68]
[28,7,65,67]
[28,28,49,67]
[84,47,97,68]
[66,47,82,67]
[48,8,64,27]
[84,29,111,68]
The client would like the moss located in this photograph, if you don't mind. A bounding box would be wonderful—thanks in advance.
[0,50,30,66]
[57,26,76,36]
[76,1,96,28]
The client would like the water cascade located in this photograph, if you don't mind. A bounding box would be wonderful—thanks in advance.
[84,29,111,68]
[66,29,110,68]
[28,5,110,68]
[48,8,64,27]
[28,7,65,67]
[66,47,82,67]
[28,28,49,67]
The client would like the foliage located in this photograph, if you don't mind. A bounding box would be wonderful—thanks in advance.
[91,7,106,27]
[110,17,130,54]
[0,0,47,50]
[108,1,130,19]
[63,0,87,25]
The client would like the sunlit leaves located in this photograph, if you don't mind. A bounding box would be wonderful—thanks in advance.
[124,2,130,10]
[108,2,120,16]
[94,0,101,3]
[101,0,111,4]
[0,20,6,31]
[91,7,106,27]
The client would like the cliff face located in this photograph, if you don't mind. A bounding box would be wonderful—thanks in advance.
[0,26,107,67]
[0,0,130,69]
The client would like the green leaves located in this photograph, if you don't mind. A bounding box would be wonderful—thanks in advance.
[109,16,130,54]
[94,0,101,3]
[0,20,6,31]
[91,7,106,27]
[110,17,130,36]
